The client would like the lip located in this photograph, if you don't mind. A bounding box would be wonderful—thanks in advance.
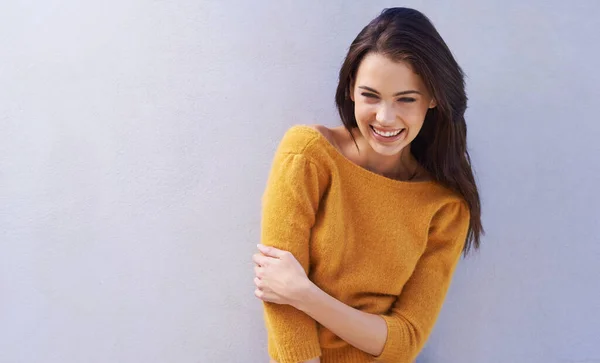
[370,125,406,143]
[371,125,403,132]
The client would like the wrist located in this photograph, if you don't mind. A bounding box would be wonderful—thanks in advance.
[293,278,319,312]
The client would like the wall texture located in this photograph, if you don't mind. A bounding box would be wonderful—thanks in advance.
[1,1,598,362]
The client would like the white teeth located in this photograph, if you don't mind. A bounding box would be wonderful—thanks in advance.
[372,127,402,137]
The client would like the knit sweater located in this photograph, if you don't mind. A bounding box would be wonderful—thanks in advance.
[260,125,470,363]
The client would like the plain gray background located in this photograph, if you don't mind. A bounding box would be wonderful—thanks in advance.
[1,1,599,362]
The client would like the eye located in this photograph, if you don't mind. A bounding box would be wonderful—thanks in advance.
[361,92,379,99]
[397,97,416,103]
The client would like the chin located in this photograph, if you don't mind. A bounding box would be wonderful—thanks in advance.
[369,142,406,156]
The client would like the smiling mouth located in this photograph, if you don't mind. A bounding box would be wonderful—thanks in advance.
[370,125,405,138]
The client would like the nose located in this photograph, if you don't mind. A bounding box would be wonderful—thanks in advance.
[375,103,396,125]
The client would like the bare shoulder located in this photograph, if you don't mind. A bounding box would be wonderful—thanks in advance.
[304,124,345,151]
[305,124,332,140]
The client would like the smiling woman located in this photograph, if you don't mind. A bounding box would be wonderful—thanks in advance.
[350,53,436,174]
[253,7,483,363]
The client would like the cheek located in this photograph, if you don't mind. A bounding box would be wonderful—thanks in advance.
[405,113,426,126]
[354,103,377,122]
[405,111,429,137]
[403,105,430,124]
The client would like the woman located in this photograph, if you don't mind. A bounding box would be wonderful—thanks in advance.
[252,7,483,363]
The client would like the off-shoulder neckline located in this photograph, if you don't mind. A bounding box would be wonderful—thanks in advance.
[293,124,438,188]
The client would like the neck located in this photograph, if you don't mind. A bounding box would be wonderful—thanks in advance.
[352,129,419,181]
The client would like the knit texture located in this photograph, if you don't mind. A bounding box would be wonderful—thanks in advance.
[260,125,471,363]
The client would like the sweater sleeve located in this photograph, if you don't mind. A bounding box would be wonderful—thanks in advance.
[372,201,470,363]
[260,137,327,363]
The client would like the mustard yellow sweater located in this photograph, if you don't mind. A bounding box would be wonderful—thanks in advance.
[260,125,470,363]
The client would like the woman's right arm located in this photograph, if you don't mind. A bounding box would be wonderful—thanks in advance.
[260,137,328,363]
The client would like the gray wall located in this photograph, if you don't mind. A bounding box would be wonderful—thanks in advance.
[1,1,598,362]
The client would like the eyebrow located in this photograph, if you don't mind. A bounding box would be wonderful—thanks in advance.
[358,85,422,96]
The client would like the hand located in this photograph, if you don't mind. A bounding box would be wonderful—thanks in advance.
[252,244,313,309]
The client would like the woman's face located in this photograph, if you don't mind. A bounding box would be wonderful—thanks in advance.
[351,52,436,157]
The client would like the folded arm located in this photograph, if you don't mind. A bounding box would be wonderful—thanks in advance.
[294,201,471,362]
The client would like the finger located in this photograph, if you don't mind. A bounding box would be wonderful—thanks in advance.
[252,253,268,267]
[254,276,264,290]
[254,288,277,303]
[253,254,280,269]
[257,244,289,259]
[254,265,268,279]
[254,265,262,278]
[255,288,271,301]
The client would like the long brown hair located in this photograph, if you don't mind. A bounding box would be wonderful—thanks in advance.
[335,7,483,256]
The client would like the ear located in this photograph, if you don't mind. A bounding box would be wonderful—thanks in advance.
[349,79,355,102]
[428,98,437,109]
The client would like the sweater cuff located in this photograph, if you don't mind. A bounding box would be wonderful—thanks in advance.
[373,315,409,362]
[271,342,321,363]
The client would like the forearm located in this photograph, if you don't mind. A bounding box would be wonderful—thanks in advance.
[296,282,388,356]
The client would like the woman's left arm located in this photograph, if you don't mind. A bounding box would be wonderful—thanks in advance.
[254,201,470,362]
[254,243,388,356]
[298,277,390,356]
